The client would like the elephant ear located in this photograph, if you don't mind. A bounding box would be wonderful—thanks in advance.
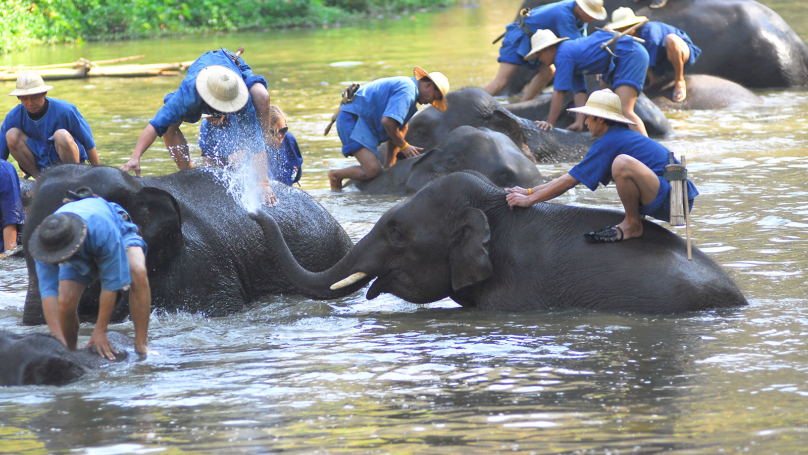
[405,148,454,192]
[449,208,493,291]
[130,187,183,267]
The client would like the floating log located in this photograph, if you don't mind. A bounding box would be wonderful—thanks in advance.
[0,56,196,81]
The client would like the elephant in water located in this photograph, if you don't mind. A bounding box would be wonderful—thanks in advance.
[21,165,354,325]
[644,75,763,111]
[0,330,131,386]
[352,126,543,194]
[253,172,748,313]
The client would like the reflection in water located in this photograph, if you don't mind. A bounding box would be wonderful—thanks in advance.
[2,0,808,453]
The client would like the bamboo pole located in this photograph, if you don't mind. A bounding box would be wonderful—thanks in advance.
[682,156,692,261]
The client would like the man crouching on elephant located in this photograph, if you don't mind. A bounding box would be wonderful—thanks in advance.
[327,67,450,191]
[506,89,697,242]
[29,188,151,359]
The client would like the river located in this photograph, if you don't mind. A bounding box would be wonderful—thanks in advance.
[1,0,808,453]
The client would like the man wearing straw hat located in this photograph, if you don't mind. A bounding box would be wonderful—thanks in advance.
[525,28,650,136]
[506,89,697,242]
[327,67,450,191]
[0,71,100,178]
[484,0,607,102]
[605,7,701,102]
[121,49,277,206]
[29,187,151,359]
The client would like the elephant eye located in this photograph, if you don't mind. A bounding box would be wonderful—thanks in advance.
[387,225,407,247]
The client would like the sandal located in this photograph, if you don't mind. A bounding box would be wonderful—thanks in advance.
[650,0,667,8]
[584,225,624,243]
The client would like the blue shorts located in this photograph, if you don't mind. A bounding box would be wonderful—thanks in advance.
[608,43,650,95]
[26,137,86,172]
[336,110,370,157]
[497,26,540,70]
[639,175,695,222]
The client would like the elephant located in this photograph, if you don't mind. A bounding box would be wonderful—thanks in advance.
[644,75,764,111]
[352,126,544,194]
[254,172,748,313]
[502,0,808,94]
[0,330,130,386]
[20,165,354,325]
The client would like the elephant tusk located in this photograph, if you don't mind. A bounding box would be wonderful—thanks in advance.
[330,272,369,290]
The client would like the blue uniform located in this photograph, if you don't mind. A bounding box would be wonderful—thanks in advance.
[198,110,266,159]
[0,160,24,240]
[267,133,303,186]
[636,21,701,76]
[0,98,94,171]
[568,124,698,221]
[498,0,587,70]
[150,49,268,137]
[35,198,147,299]
[554,30,650,94]
[337,77,419,157]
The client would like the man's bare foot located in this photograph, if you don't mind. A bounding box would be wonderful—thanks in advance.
[672,79,687,103]
[327,170,343,191]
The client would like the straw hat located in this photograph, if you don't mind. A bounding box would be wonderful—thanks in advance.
[8,71,53,97]
[606,7,648,31]
[414,67,450,112]
[195,65,249,113]
[575,0,608,21]
[524,30,570,61]
[567,89,635,125]
[29,213,88,264]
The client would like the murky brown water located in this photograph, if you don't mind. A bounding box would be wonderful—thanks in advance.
[2,1,808,453]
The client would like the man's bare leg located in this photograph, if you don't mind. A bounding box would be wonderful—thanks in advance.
[5,128,40,177]
[126,246,151,355]
[57,280,87,350]
[327,148,382,191]
[665,34,691,102]
[521,64,556,102]
[614,85,648,137]
[483,63,520,96]
[611,154,661,240]
[163,122,193,170]
[52,129,81,164]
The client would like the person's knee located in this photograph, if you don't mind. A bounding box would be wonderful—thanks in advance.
[52,129,76,148]
[364,162,382,179]
[611,154,634,178]
[5,128,23,147]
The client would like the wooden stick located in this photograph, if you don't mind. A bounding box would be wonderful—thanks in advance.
[598,19,649,51]
[682,156,692,261]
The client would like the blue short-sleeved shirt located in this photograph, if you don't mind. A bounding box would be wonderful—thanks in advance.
[554,30,647,94]
[0,160,24,229]
[198,106,266,159]
[149,49,268,137]
[339,77,420,155]
[636,21,701,76]
[35,198,146,299]
[267,133,303,186]
[568,124,698,216]
[498,0,587,69]
[0,98,94,170]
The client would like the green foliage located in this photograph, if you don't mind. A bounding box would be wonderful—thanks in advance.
[0,0,454,54]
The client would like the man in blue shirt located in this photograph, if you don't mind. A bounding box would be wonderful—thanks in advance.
[606,7,701,102]
[506,89,697,242]
[29,190,151,358]
[526,29,650,137]
[1,72,100,178]
[0,159,24,257]
[121,49,277,205]
[484,0,607,101]
[327,67,450,191]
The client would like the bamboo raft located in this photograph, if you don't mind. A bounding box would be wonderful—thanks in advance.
[0,55,196,81]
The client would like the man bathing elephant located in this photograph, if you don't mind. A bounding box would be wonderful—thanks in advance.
[327,67,450,191]
[506,89,696,242]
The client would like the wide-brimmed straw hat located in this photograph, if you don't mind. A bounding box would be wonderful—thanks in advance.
[606,7,648,31]
[575,0,608,21]
[8,71,53,97]
[29,213,88,264]
[524,30,570,61]
[195,65,249,113]
[414,67,450,112]
[567,89,635,125]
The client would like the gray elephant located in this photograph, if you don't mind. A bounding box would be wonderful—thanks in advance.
[0,330,130,386]
[254,172,747,313]
[21,165,354,325]
[352,126,543,194]
[644,75,763,111]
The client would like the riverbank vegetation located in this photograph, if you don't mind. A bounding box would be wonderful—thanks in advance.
[0,0,454,54]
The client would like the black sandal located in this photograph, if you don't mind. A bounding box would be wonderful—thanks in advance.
[584,225,624,243]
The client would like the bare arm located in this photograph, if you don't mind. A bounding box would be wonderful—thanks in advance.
[41,296,66,346]
[382,116,422,163]
[251,151,278,206]
[85,147,101,165]
[121,124,159,176]
[86,289,119,360]
[535,90,568,131]
[566,91,589,132]
[505,173,580,208]
[2,224,17,251]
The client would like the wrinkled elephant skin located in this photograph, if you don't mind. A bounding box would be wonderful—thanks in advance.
[645,75,763,111]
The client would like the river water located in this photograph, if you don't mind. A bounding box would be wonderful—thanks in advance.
[1,0,808,453]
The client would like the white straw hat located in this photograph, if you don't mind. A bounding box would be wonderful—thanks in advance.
[414,67,451,112]
[575,0,608,21]
[524,30,570,61]
[606,7,648,31]
[195,65,249,113]
[8,71,53,96]
[567,89,635,125]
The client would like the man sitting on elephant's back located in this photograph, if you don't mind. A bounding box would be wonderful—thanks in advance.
[506,89,698,243]
[327,67,450,191]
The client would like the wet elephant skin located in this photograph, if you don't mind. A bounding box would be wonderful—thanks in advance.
[645,75,763,111]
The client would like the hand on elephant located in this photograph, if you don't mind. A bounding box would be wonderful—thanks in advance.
[534,121,555,131]
[505,186,528,195]
[506,191,535,209]
[120,158,142,177]
[401,144,423,159]
[258,183,279,207]
[86,329,120,360]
